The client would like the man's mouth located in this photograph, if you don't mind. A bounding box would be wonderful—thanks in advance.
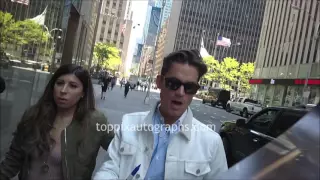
[172,100,183,106]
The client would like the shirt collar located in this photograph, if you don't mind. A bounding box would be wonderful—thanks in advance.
[155,103,187,126]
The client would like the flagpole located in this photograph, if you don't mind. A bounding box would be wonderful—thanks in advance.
[200,30,205,51]
[213,33,219,60]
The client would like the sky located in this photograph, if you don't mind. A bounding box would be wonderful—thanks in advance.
[125,0,148,75]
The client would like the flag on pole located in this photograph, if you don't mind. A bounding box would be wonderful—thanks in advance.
[30,6,47,26]
[216,35,231,47]
[11,0,29,5]
[200,37,210,58]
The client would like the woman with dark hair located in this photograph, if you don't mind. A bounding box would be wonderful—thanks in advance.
[0,64,114,180]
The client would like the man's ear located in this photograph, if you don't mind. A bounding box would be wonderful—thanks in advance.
[156,75,163,89]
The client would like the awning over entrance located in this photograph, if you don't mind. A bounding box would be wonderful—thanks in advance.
[249,79,320,86]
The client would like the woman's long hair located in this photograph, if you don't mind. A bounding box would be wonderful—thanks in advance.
[15,64,95,156]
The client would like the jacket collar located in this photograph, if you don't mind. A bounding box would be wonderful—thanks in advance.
[142,101,193,141]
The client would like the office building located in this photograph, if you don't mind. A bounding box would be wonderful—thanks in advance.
[250,0,320,107]
[153,19,169,78]
[95,0,133,75]
[70,0,102,68]
[148,0,172,26]
[165,0,266,63]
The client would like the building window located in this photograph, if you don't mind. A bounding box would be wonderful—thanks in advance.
[102,20,106,24]
[113,40,117,45]
[113,2,116,8]
[101,27,105,33]
[100,38,103,42]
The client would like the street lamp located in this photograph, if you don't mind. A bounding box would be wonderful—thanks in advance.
[144,0,166,104]
[49,29,63,74]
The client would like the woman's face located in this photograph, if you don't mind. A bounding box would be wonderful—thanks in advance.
[53,74,84,109]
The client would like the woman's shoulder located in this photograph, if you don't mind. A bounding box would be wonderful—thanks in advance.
[84,110,109,124]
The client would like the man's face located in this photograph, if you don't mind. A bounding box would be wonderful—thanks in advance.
[156,62,199,119]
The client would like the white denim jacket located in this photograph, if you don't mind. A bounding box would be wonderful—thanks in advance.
[93,103,228,180]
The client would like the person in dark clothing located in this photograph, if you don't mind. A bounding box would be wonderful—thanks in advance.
[124,81,130,98]
[101,76,109,100]
[0,76,5,94]
[107,77,112,90]
[110,77,116,90]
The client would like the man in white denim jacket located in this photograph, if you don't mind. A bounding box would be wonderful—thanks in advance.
[94,49,228,180]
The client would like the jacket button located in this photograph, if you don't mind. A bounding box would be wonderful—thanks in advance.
[196,169,200,174]
[120,147,124,152]
[135,174,140,178]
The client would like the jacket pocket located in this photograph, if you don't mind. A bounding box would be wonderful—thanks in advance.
[118,142,139,179]
[185,161,211,177]
[119,141,137,155]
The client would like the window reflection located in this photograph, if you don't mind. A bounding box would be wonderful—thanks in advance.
[264,85,274,107]
[292,86,303,106]
[284,86,294,107]
[272,85,284,106]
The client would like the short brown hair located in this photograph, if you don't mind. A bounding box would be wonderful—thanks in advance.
[161,49,208,80]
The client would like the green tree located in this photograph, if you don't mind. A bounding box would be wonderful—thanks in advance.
[94,42,122,71]
[203,55,220,82]
[238,62,255,94]
[0,11,48,50]
[14,19,48,45]
[0,11,17,47]
[219,57,240,90]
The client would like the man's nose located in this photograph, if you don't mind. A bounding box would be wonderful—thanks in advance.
[175,85,185,96]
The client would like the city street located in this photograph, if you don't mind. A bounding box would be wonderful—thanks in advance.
[92,82,242,173]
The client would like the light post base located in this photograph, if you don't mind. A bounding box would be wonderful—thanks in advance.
[144,96,150,105]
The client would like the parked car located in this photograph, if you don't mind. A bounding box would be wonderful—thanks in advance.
[219,106,309,167]
[226,97,263,117]
[216,105,319,179]
[202,88,230,109]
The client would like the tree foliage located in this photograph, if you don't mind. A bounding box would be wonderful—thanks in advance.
[0,11,16,45]
[203,55,254,93]
[203,56,220,82]
[0,11,48,48]
[14,19,48,45]
[93,42,122,71]
[219,57,240,90]
[239,62,255,93]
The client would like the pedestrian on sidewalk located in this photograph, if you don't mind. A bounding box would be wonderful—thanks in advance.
[124,81,130,98]
[110,77,116,90]
[0,76,5,94]
[120,78,125,89]
[93,49,227,180]
[107,76,112,91]
[136,81,140,91]
[101,75,109,100]
[0,64,114,180]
